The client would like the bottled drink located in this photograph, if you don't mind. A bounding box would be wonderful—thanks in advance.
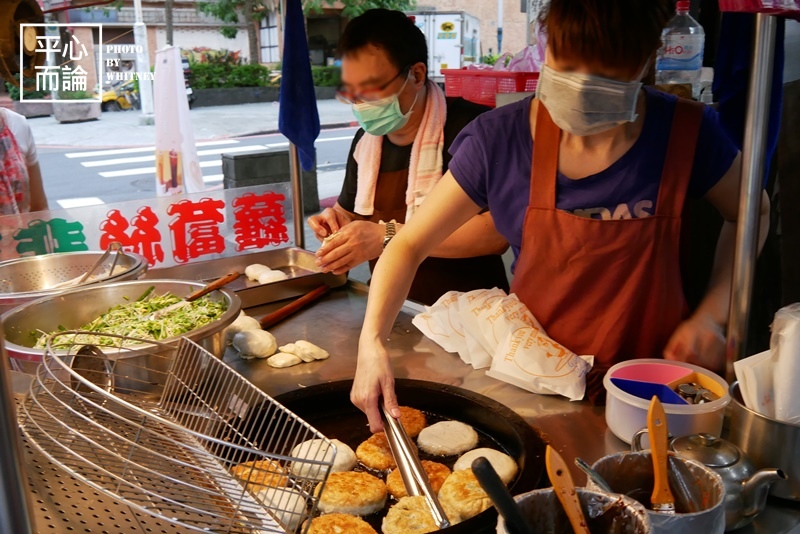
[656,0,705,99]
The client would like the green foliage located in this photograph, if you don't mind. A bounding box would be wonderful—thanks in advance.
[5,75,49,101]
[183,48,242,66]
[190,63,277,88]
[310,66,340,87]
[58,90,95,100]
[197,0,271,38]
[480,54,500,66]
[304,0,416,18]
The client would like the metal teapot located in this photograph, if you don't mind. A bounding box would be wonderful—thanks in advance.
[632,430,786,531]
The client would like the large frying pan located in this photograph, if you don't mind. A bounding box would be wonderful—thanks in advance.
[274,379,548,534]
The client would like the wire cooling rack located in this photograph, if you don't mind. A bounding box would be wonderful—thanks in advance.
[18,332,336,533]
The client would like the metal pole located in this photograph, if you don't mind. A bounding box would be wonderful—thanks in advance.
[497,0,504,54]
[289,144,305,249]
[0,336,35,533]
[725,13,777,382]
[133,0,154,124]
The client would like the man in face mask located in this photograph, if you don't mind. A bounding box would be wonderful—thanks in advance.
[308,9,510,305]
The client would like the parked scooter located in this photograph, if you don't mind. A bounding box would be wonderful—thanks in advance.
[99,79,139,111]
[182,57,195,109]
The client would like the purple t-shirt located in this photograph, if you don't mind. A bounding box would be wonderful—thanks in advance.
[448,88,739,270]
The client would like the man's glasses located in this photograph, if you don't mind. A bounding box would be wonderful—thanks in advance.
[336,66,410,105]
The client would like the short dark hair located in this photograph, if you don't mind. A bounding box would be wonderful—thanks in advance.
[542,0,673,76]
[338,9,428,74]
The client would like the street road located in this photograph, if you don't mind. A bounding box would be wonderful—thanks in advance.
[36,127,358,209]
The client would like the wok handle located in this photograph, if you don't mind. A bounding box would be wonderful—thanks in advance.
[186,272,240,302]
[260,285,331,329]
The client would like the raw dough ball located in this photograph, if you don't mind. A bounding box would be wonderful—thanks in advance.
[245,264,270,281]
[417,421,478,456]
[290,438,356,480]
[224,313,262,345]
[453,448,518,485]
[255,486,306,531]
[279,340,330,363]
[233,330,277,360]
[266,352,302,368]
[258,270,289,285]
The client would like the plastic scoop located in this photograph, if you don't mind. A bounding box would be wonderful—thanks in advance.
[472,456,534,534]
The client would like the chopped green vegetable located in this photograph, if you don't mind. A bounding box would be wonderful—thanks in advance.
[35,291,227,348]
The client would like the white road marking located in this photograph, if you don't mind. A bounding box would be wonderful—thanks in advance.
[64,139,240,159]
[56,197,105,208]
[99,160,221,178]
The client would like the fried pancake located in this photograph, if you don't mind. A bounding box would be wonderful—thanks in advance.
[453,448,518,485]
[307,513,378,534]
[397,406,427,438]
[357,433,418,471]
[290,438,357,480]
[314,471,387,516]
[385,460,451,499]
[417,421,478,456]
[381,496,459,534]
[230,459,288,488]
[438,468,492,522]
[255,486,306,532]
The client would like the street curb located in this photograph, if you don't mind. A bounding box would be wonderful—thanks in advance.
[239,121,359,138]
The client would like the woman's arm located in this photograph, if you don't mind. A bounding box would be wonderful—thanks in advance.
[664,152,771,369]
[352,171,482,431]
[28,163,48,212]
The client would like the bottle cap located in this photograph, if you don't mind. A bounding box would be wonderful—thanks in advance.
[676,0,690,10]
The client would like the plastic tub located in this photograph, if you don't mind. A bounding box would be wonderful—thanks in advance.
[604,359,730,444]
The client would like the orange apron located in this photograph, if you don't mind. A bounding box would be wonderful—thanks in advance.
[510,98,704,398]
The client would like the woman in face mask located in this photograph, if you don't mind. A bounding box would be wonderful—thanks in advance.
[351,0,771,432]
[307,9,510,306]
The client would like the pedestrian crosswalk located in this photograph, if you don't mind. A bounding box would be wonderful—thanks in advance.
[64,139,254,182]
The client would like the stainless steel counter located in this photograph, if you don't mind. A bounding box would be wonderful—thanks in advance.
[227,282,800,534]
[19,282,800,532]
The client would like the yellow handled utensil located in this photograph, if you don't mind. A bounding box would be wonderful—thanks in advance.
[546,445,590,534]
[649,395,676,514]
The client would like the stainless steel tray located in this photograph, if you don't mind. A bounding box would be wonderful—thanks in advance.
[146,247,347,308]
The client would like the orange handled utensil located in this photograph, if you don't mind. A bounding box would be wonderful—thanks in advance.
[649,395,676,514]
[546,445,591,534]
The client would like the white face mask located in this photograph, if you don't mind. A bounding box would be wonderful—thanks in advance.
[536,62,648,136]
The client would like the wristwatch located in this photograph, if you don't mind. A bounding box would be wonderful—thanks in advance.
[381,220,396,249]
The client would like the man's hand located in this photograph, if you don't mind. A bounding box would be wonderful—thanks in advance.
[315,221,384,275]
[664,313,726,372]
[307,207,353,241]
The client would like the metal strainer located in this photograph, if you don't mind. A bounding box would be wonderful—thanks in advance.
[0,246,147,312]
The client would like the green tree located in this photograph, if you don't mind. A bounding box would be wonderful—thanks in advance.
[304,0,416,18]
[197,0,276,65]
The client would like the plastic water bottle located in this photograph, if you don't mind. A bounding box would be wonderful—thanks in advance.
[656,0,705,99]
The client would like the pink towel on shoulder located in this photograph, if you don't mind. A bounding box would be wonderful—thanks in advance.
[353,80,446,222]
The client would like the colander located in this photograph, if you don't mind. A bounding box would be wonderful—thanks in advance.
[0,249,147,312]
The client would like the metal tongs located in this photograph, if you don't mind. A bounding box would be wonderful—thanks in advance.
[381,403,450,529]
[48,241,129,290]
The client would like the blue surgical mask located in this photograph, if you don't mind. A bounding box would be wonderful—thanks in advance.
[352,75,419,136]
[536,63,648,136]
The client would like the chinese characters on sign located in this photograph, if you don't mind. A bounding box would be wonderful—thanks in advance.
[21,24,102,102]
[0,184,294,267]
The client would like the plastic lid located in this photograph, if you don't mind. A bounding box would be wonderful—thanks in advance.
[676,0,690,10]
[671,433,741,468]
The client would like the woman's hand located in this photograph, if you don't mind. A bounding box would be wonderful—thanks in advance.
[307,207,353,241]
[664,313,726,372]
[315,221,384,275]
[351,340,400,433]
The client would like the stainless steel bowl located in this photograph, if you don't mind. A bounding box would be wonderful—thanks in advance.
[2,279,241,372]
[728,382,800,501]
[0,251,148,313]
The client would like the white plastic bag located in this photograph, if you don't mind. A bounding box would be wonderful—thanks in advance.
[733,350,774,418]
[771,304,800,424]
